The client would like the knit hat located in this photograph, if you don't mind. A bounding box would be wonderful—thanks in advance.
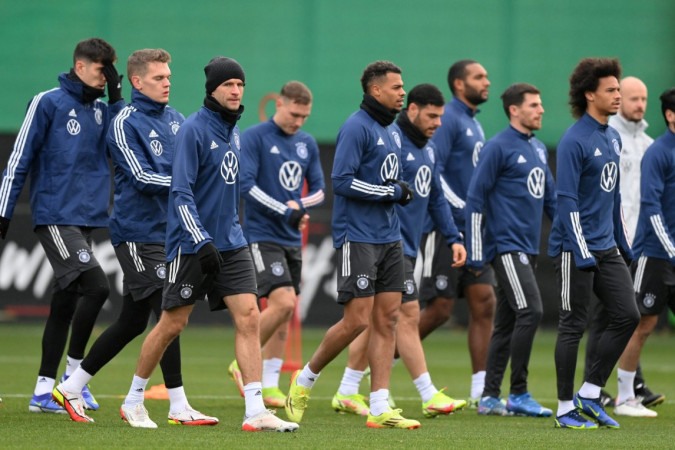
[204,57,245,95]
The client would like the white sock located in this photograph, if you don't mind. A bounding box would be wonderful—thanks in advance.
[338,367,365,396]
[244,382,266,418]
[471,371,486,399]
[124,375,149,406]
[369,389,390,416]
[262,358,283,389]
[577,382,601,399]
[413,372,437,403]
[617,369,636,404]
[557,400,575,417]
[61,367,93,393]
[34,376,55,396]
[168,386,189,414]
[298,363,320,388]
[65,356,82,377]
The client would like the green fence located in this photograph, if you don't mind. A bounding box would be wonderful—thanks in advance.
[1,0,673,145]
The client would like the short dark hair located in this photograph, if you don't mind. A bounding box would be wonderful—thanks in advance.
[280,80,313,105]
[447,59,477,95]
[500,83,540,118]
[568,57,622,118]
[659,87,675,126]
[360,60,401,94]
[407,83,444,108]
[73,38,116,66]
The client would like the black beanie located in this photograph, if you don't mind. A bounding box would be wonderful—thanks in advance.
[204,57,245,95]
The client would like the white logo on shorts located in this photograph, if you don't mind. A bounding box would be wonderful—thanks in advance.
[357,277,369,290]
[519,252,529,265]
[156,265,166,280]
[271,262,285,276]
[180,285,193,299]
[77,250,90,263]
[643,292,656,308]
[405,279,415,295]
[435,275,448,290]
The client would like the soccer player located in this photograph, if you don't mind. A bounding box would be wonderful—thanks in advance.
[118,56,298,432]
[51,48,216,426]
[332,84,467,419]
[0,38,123,414]
[587,76,662,408]
[614,87,675,417]
[285,60,420,429]
[465,83,555,417]
[233,81,324,407]
[549,57,639,430]
[418,60,496,405]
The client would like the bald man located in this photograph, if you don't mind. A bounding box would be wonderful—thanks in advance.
[609,77,653,242]
[585,76,663,411]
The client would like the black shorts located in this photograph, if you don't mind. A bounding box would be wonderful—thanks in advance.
[34,225,101,290]
[336,241,405,304]
[114,242,166,300]
[249,241,302,298]
[632,255,675,316]
[162,246,257,312]
[402,256,419,303]
[418,230,495,305]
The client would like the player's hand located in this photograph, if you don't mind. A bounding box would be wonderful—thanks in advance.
[0,216,9,239]
[102,63,123,104]
[287,209,306,229]
[197,242,223,275]
[450,243,466,267]
[298,213,310,231]
[385,179,414,205]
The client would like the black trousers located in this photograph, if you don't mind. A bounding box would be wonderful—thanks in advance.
[483,252,543,398]
[553,248,639,400]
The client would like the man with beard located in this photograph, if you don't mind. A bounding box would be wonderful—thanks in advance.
[118,57,298,432]
[285,61,420,429]
[465,83,556,417]
[418,60,496,406]
[0,37,123,414]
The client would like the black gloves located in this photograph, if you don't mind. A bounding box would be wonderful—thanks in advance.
[385,179,414,206]
[197,242,223,275]
[0,216,9,239]
[287,208,306,229]
[102,63,123,104]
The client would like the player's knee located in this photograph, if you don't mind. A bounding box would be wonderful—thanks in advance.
[428,297,453,322]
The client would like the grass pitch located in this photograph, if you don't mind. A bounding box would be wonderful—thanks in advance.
[0,323,673,449]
